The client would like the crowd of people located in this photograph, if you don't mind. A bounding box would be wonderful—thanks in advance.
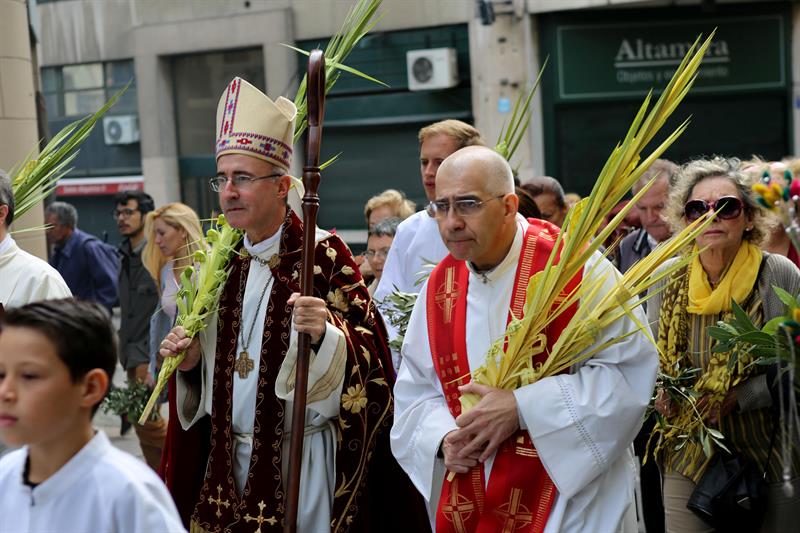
[0,73,798,533]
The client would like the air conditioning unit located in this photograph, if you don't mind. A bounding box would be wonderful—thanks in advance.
[103,115,140,145]
[407,48,459,91]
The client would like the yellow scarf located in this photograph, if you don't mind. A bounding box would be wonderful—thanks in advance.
[687,241,762,315]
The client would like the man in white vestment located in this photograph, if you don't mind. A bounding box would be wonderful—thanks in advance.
[0,170,71,311]
[391,146,658,532]
[159,77,410,532]
[373,120,483,365]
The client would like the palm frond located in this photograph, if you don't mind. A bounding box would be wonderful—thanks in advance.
[10,82,129,221]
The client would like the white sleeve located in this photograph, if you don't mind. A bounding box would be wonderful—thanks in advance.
[276,322,347,418]
[514,254,658,499]
[390,283,457,503]
[176,313,217,429]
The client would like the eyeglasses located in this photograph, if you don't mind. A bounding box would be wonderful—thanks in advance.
[426,195,505,219]
[112,208,137,219]
[683,196,744,222]
[365,248,390,259]
[209,173,282,192]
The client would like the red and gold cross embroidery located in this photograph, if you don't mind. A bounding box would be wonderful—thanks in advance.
[494,488,533,532]
[208,484,230,519]
[434,267,461,324]
[441,479,475,533]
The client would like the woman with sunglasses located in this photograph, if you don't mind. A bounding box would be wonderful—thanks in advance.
[647,157,800,532]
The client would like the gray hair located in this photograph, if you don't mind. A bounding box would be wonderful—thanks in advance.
[45,201,78,228]
[632,158,679,194]
[370,217,402,238]
[520,176,566,208]
[665,156,771,245]
[0,169,14,227]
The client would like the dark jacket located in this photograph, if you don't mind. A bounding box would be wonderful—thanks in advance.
[618,227,654,274]
[50,228,118,311]
[118,238,159,370]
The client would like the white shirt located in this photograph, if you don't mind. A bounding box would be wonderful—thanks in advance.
[0,236,71,309]
[0,431,185,533]
[373,210,449,370]
[176,227,347,532]
[390,217,657,532]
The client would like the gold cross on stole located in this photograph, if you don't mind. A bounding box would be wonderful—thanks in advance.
[434,267,460,324]
[244,500,277,532]
[494,488,533,531]
[208,484,231,518]
[441,479,474,532]
[235,350,255,379]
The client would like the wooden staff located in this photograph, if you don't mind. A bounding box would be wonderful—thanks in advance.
[284,49,326,533]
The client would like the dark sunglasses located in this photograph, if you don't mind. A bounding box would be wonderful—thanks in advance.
[683,196,744,222]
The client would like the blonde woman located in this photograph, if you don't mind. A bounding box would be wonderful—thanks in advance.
[141,202,205,482]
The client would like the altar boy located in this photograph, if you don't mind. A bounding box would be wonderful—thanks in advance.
[0,298,185,533]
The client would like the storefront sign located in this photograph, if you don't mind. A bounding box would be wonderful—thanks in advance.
[556,15,786,100]
[56,176,144,197]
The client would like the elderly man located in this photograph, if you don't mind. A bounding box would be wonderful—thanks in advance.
[159,78,416,532]
[391,146,657,532]
[45,201,118,312]
[0,170,70,309]
[618,158,678,274]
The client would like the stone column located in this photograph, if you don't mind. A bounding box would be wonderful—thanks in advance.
[0,0,47,258]
[468,1,543,180]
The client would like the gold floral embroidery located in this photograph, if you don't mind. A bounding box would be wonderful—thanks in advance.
[314,265,322,275]
[326,246,337,260]
[352,295,365,308]
[341,265,355,275]
[327,289,349,312]
[342,384,368,413]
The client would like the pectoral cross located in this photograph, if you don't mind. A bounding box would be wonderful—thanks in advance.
[235,350,255,379]
[209,484,231,519]
[244,500,278,532]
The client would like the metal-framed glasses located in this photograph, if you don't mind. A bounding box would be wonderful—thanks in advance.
[683,196,744,222]
[209,173,282,192]
[365,248,390,259]
[426,195,505,219]
[112,207,137,219]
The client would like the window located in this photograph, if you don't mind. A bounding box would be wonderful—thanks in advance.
[42,60,137,119]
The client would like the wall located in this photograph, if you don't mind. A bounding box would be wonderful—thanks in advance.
[0,0,46,258]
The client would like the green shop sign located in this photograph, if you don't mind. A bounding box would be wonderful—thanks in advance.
[556,15,786,100]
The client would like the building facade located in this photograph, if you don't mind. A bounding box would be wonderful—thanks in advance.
[35,0,797,243]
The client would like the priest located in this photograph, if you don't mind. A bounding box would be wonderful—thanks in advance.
[159,78,409,532]
[0,170,71,309]
[391,146,657,532]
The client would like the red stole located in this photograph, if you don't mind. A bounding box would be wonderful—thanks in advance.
[426,219,582,533]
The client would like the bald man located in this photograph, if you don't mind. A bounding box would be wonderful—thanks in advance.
[391,146,656,532]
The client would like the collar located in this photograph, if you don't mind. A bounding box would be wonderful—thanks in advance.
[20,430,111,503]
[0,234,14,256]
[646,231,659,251]
[55,229,80,258]
[244,227,282,261]
[466,215,526,284]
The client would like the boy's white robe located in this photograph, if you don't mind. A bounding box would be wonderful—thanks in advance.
[0,431,185,533]
[390,217,657,532]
